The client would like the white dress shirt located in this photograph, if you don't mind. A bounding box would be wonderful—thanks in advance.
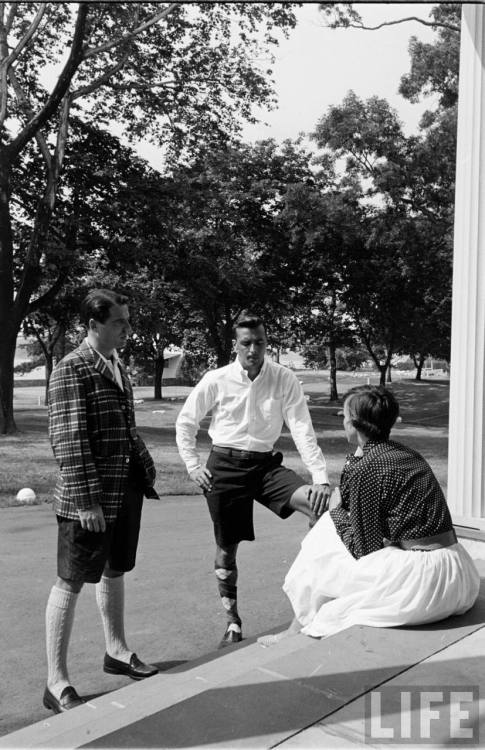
[175,357,329,484]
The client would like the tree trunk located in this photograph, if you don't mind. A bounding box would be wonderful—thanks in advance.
[0,156,17,434]
[44,352,54,406]
[206,316,232,367]
[386,365,392,383]
[413,353,425,381]
[0,333,17,434]
[154,356,164,400]
[379,365,387,386]
[328,341,338,402]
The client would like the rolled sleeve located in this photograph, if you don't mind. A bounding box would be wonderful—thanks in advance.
[283,374,329,484]
[175,376,216,474]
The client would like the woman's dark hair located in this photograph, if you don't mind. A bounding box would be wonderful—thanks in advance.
[233,310,266,337]
[80,289,128,326]
[343,385,399,441]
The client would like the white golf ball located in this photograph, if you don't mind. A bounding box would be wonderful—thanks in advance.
[16,487,37,505]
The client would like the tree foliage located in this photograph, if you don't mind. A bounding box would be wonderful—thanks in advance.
[0,1,298,432]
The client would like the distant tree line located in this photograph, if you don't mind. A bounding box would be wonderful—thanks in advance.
[1,2,459,431]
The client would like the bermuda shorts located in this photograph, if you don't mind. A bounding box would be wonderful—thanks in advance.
[204,448,306,547]
[57,469,144,584]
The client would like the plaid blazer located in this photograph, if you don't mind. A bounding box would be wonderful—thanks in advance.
[48,340,156,522]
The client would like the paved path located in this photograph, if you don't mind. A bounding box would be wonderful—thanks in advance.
[0,499,309,738]
[3,565,485,749]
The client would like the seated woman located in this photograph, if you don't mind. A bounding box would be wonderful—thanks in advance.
[259,385,480,645]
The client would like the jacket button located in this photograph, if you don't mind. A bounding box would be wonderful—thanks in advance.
[125,457,130,464]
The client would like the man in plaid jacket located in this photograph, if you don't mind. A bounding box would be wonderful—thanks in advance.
[43,289,159,714]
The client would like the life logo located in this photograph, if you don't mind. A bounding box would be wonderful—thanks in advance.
[365,686,480,745]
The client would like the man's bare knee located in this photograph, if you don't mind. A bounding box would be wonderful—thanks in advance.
[288,485,314,519]
[55,576,83,594]
[103,565,124,578]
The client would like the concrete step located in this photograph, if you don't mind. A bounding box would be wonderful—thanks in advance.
[3,578,485,750]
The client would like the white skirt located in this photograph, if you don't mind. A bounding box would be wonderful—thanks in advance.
[283,512,481,638]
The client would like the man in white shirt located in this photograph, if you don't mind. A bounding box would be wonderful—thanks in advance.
[176,312,331,647]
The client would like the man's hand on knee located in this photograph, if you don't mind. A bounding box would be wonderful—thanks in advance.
[307,484,331,517]
[78,504,106,533]
[189,466,213,492]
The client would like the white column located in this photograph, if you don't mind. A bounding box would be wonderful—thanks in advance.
[447,4,485,527]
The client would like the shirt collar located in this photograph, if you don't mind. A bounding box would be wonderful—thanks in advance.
[84,337,119,366]
[233,356,268,381]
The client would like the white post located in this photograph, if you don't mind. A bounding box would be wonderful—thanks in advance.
[447,5,485,527]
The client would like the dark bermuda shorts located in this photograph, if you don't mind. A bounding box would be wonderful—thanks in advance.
[57,465,144,584]
[205,447,306,547]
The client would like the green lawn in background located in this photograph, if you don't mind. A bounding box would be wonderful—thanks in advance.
[1,371,449,507]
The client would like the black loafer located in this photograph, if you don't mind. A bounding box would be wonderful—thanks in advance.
[103,652,158,680]
[43,686,85,713]
[218,625,243,649]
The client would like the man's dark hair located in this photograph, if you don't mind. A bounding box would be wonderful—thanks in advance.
[343,385,399,441]
[80,289,129,326]
[233,310,266,337]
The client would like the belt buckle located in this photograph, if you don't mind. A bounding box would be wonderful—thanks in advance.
[239,450,251,459]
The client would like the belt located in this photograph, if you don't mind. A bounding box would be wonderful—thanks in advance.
[212,446,273,461]
[396,529,457,551]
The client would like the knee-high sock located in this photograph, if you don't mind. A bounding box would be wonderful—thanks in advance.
[45,585,78,697]
[96,575,132,662]
[215,566,241,626]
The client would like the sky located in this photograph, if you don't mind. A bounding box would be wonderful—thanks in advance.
[242,2,437,142]
[137,2,438,165]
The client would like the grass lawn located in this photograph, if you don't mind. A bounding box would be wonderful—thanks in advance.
[1,371,450,507]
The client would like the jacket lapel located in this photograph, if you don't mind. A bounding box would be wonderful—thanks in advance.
[118,360,131,395]
[78,340,120,389]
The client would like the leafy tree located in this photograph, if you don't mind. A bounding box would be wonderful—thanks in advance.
[168,138,318,366]
[313,88,454,380]
[280,175,362,400]
[22,285,82,403]
[302,342,367,371]
[121,274,187,400]
[178,326,218,385]
[0,1,297,433]
[397,4,460,112]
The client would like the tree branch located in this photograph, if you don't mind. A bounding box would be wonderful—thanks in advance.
[0,52,7,128]
[105,79,176,93]
[4,3,46,67]
[71,53,129,100]
[83,2,179,60]
[27,268,70,314]
[5,3,18,34]
[7,2,88,160]
[0,2,10,127]
[52,95,70,181]
[343,17,460,33]
[29,320,49,359]
[7,67,52,169]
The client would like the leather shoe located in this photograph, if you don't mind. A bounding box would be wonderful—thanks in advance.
[43,685,85,713]
[218,625,243,649]
[103,652,158,680]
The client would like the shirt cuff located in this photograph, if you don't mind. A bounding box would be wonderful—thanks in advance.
[185,459,201,475]
[311,470,329,485]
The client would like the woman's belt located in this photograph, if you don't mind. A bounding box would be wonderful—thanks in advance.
[396,528,457,551]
